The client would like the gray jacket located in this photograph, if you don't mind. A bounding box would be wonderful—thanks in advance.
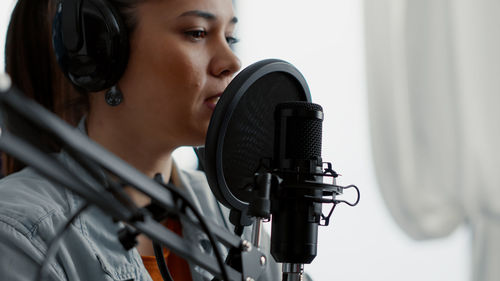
[0,124,280,281]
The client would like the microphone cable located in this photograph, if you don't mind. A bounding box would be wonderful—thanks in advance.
[153,240,174,281]
[32,177,230,281]
[151,180,230,281]
[66,145,230,280]
[30,159,229,281]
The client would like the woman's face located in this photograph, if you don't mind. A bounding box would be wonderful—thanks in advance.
[118,0,240,148]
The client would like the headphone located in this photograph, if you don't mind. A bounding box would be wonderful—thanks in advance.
[52,0,129,92]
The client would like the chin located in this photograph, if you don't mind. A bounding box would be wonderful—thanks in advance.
[182,128,208,147]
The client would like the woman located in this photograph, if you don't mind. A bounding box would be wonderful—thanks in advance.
[0,0,280,280]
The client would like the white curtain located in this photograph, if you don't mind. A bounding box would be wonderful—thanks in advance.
[364,1,500,280]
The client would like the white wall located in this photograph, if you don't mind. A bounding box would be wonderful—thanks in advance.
[0,1,469,280]
[0,0,16,71]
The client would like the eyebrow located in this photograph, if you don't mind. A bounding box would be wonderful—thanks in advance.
[179,10,238,24]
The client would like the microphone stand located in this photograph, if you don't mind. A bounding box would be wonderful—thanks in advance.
[0,74,266,281]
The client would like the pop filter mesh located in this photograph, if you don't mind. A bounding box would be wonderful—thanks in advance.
[222,72,305,203]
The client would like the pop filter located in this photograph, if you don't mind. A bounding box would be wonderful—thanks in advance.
[204,59,311,215]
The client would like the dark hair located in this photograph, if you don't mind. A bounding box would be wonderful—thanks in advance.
[2,0,141,176]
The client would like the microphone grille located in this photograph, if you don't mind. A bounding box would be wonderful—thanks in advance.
[275,101,323,112]
[275,102,323,160]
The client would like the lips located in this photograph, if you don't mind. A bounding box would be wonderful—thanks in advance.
[204,93,222,110]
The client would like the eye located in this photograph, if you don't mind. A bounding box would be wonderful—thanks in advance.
[226,36,239,46]
[185,29,207,41]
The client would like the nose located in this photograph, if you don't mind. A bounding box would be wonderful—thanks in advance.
[210,40,241,78]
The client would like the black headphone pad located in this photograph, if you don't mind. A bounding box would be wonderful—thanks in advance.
[53,0,129,92]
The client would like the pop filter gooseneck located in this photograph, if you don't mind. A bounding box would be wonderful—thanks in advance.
[204,59,311,225]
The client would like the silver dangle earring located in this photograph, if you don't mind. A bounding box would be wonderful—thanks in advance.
[105,85,123,106]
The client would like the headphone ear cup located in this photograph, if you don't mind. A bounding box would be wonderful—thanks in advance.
[53,0,129,92]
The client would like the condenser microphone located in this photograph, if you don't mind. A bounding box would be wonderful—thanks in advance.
[270,101,324,265]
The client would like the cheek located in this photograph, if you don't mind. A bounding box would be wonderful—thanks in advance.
[153,47,206,98]
[120,36,211,144]
[167,49,206,89]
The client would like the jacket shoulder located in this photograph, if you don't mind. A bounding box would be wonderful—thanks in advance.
[0,168,70,237]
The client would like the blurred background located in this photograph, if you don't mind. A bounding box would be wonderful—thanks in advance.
[3,0,499,280]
